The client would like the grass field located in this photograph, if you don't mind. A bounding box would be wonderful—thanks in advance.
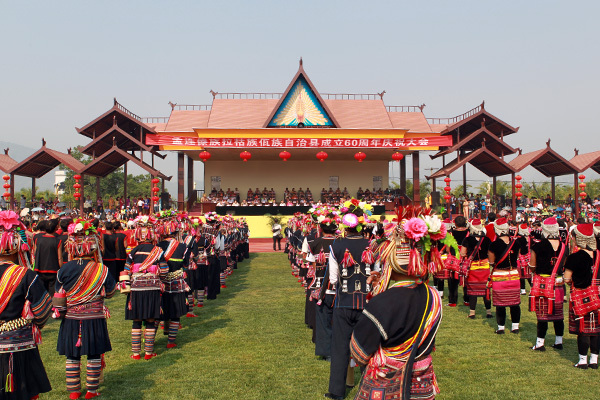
[36,253,600,399]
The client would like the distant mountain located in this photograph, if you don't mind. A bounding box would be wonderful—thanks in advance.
[0,141,57,192]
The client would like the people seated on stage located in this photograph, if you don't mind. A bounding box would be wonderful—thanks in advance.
[305,187,313,202]
[357,186,364,198]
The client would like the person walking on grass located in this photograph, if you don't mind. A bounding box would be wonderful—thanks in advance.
[272,219,282,251]
[56,218,116,399]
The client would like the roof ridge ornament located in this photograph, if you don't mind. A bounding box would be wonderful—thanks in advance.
[42,138,46,147]
[574,148,579,156]
[517,147,523,155]
[546,138,551,148]
[378,90,386,99]
[169,101,177,110]
[481,100,485,110]
[418,103,426,112]
[3,148,8,156]
[299,57,303,67]
[209,90,218,99]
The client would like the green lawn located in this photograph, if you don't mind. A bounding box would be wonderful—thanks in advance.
[37,253,600,399]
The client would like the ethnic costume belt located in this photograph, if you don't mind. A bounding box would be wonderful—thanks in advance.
[66,299,108,320]
[0,320,37,353]
[162,269,190,293]
[131,272,162,291]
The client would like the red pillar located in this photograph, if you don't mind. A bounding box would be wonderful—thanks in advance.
[511,172,516,221]
[413,152,420,206]
[574,173,580,219]
[177,153,184,210]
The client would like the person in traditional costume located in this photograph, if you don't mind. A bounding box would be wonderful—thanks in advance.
[350,208,444,400]
[442,216,468,307]
[517,223,532,295]
[184,218,206,315]
[461,219,493,319]
[0,210,52,400]
[123,215,166,360]
[529,217,566,351]
[156,213,190,348]
[488,217,525,334]
[325,199,374,400]
[203,212,221,300]
[564,223,600,368]
[307,209,339,360]
[55,218,116,399]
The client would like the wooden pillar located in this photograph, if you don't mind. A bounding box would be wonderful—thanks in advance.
[177,153,184,210]
[400,157,406,194]
[96,177,100,201]
[551,176,556,206]
[150,174,156,212]
[492,177,497,196]
[79,174,85,216]
[574,173,580,218]
[462,164,467,196]
[123,162,128,202]
[413,152,420,206]
[511,172,516,221]
[187,155,194,209]
[10,173,15,211]
[492,177,497,213]
[31,178,36,205]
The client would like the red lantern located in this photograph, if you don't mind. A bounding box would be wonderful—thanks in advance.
[240,151,251,162]
[444,194,451,201]
[199,151,211,162]
[579,182,587,189]
[2,175,8,182]
[279,151,291,162]
[2,175,9,201]
[73,183,81,189]
[73,192,81,199]
[579,174,586,181]
[444,177,451,184]
[515,183,523,189]
[392,152,404,162]
[354,152,366,162]
[444,186,451,193]
[580,192,587,199]
[2,183,9,190]
[73,175,81,181]
[151,178,160,185]
[316,151,328,162]
[515,175,522,181]
[152,186,160,193]
[516,192,523,198]
[152,196,159,202]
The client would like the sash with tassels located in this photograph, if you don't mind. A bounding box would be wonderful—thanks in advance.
[0,264,27,315]
[163,239,179,262]
[136,247,163,273]
[66,261,108,307]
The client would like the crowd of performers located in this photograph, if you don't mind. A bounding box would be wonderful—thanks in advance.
[0,209,249,400]
[286,201,600,400]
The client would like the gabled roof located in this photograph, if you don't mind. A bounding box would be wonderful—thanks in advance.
[570,150,600,174]
[80,145,170,180]
[508,143,578,177]
[9,143,85,178]
[438,103,519,138]
[427,147,516,179]
[79,124,155,157]
[431,126,517,160]
[77,99,157,141]
[0,151,18,173]
[263,59,339,128]
[164,110,210,132]
[388,111,431,132]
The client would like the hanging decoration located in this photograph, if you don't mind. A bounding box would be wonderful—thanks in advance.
[151,178,160,203]
[515,175,523,200]
[2,175,10,202]
[279,150,291,162]
[354,151,366,163]
[240,151,252,162]
[316,151,328,162]
[73,175,82,200]
[579,174,587,199]
[198,150,211,162]
[392,152,404,162]
[443,176,452,202]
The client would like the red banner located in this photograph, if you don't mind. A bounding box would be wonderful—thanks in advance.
[146,134,452,148]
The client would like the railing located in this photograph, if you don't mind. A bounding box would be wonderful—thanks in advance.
[386,105,425,113]
[141,117,169,124]
[114,98,142,121]
[173,104,212,111]
[215,93,282,100]
[321,93,381,100]
[426,103,483,126]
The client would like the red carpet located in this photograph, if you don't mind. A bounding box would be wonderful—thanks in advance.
[250,238,287,253]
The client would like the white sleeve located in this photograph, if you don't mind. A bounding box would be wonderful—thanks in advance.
[302,237,310,253]
[328,245,339,286]
[305,252,316,263]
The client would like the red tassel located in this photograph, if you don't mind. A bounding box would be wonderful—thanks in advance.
[361,249,374,265]
[128,300,132,310]
[529,296,535,313]
[547,298,554,315]
[341,250,355,269]
[76,321,82,347]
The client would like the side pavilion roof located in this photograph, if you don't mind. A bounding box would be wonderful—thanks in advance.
[9,141,85,178]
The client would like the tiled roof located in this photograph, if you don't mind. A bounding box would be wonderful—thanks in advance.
[429,124,449,133]
[147,122,168,131]
[322,100,392,129]
[165,110,210,132]
[508,147,578,177]
[570,151,600,172]
[207,99,279,129]
[388,112,432,132]
[10,147,85,178]
[0,154,18,173]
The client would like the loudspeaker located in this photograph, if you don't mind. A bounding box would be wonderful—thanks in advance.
[160,192,170,209]
[430,191,441,206]
[498,194,505,208]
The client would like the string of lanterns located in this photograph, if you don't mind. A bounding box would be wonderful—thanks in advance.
[73,175,82,200]
[579,174,587,199]
[514,175,523,200]
[2,175,10,203]
[443,176,451,202]
[151,178,160,204]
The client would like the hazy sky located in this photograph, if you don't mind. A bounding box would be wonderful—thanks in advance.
[2,1,599,192]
